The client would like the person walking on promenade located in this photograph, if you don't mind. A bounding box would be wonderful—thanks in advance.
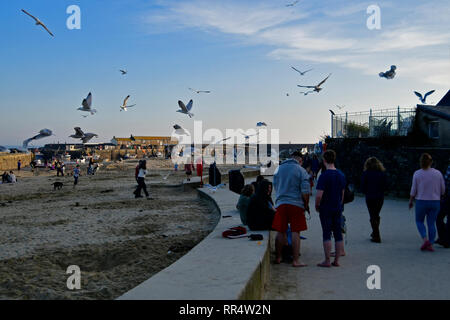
[17,160,21,171]
[436,160,450,248]
[134,160,150,199]
[409,153,445,252]
[272,151,310,267]
[315,150,346,267]
[361,157,387,243]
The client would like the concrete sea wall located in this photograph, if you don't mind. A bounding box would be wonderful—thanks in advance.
[326,137,450,197]
[0,153,32,172]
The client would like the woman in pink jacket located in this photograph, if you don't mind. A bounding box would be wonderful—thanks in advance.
[409,153,446,251]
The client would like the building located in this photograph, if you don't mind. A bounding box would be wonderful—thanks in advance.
[416,90,450,147]
[112,136,178,148]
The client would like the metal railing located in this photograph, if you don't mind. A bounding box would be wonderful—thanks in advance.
[331,107,416,138]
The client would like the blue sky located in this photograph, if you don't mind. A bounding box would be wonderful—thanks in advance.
[0,0,449,146]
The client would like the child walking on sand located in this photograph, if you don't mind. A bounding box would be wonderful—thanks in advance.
[73,165,80,188]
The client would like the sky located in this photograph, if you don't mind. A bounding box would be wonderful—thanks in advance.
[0,0,449,146]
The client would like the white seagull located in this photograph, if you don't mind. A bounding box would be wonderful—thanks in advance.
[291,66,313,76]
[173,124,189,135]
[414,90,435,104]
[189,88,211,94]
[120,95,136,112]
[77,92,97,115]
[177,100,194,118]
[23,129,53,148]
[21,9,54,37]
[297,74,332,93]
[379,65,397,79]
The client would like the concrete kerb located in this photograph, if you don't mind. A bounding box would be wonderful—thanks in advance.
[118,169,271,300]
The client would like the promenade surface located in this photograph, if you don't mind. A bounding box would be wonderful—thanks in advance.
[265,192,450,300]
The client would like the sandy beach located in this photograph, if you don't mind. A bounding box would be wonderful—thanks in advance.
[0,159,232,300]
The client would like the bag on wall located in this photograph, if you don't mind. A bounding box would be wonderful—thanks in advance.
[229,169,244,194]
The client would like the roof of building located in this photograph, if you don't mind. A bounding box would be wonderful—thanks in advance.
[114,136,174,142]
[417,104,450,121]
[417,90,450,121]
[437,90,450,107]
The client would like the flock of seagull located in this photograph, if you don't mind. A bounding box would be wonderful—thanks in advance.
[19,7,437,148]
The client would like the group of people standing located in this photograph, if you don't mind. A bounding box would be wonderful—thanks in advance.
[236,149,450,268]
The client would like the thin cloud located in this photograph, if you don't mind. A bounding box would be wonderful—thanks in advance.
[142,0,450,86]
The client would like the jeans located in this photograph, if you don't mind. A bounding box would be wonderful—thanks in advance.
[415,200,440,243]
[135,177,149,197]
[366,197,384,220]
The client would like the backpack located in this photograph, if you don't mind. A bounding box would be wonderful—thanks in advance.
[135,165,139,178]
[343,183,355,204]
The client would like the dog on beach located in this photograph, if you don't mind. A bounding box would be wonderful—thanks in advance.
[52,182,63,190]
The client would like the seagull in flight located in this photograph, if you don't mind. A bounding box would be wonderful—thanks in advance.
[120,95,136,112]
[21,9,54,37]
[69,127,98,144]
[297,74,331,93]
[257,122,267,127]
[77,92,97,115]
[177,100,194,118]
[173,124,188,135]
[189,88,211,94]
[379,65,397,79]
[286,0,300,7]
[241,132,257,140]
[119,70,127,75]
[23,129,53,148]
[291,66,313,76]
[160,172,172,180]
[414,90,435,104]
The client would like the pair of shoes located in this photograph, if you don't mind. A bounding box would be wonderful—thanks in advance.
[420,240,432,251]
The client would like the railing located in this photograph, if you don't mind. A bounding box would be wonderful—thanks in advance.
[331,107,416,138]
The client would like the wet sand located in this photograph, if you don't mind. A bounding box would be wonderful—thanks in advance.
[0,159,223,299]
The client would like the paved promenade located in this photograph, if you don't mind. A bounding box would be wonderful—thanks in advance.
[265,192,450,300]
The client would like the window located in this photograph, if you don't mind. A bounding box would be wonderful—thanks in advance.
[428,121,439,139]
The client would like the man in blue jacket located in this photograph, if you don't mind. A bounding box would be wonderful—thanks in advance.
[272,151,311,267]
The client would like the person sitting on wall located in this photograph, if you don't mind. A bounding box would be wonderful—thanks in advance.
[236,184,255,225]
[251,175,265,192]
[247,179,276,231]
